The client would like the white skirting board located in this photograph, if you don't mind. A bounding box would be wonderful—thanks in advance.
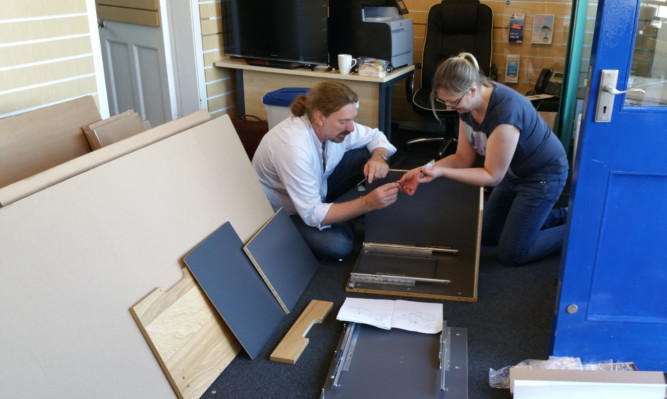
[0,114,274,398]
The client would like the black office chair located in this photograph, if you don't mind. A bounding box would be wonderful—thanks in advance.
[405,0,496,158]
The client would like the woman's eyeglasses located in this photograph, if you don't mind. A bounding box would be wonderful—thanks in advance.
[435,90,469,110]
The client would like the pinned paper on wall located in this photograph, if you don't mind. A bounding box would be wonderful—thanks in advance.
[505,55,520,83]
[532,14,555,44]
[509,13,525,43]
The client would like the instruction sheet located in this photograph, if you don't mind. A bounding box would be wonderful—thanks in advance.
[336,298,443,334]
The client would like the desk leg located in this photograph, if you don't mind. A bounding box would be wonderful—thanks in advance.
[378,73,412,141]
[235,69,245,117]
[378,83,391,139]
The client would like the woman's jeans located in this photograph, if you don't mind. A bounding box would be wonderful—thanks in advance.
[482,172,568,266]
[291,148,369,261]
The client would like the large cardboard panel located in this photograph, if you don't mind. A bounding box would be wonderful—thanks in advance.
[0,110,210,207]
[0,115,274,398]
[0,96,100,188]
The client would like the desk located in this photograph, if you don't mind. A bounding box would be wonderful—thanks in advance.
[214,57,415,139]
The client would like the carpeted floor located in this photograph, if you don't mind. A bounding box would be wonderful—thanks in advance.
[201,126,567,399]
[202,245,561,399]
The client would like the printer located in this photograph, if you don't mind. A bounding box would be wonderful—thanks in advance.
[329,0,413,69]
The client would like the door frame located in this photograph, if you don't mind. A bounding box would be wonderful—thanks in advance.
[164,0,208,117]
[89,0,207,120]
[86,0,110,118]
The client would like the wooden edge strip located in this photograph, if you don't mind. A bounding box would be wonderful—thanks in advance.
[270,300,333,364]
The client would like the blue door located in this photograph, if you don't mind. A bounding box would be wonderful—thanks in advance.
[551,0,667,371]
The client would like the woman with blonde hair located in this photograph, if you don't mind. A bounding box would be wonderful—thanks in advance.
[398,53,568,266]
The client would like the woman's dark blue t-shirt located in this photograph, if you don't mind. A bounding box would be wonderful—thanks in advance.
[459,83,568,178]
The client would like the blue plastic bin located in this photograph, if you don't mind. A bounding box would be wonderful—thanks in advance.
[262,87,309,129]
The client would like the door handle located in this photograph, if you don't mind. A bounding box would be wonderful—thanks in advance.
[98,19,105,29]
[594,69,645,123]
[602,85,645,96]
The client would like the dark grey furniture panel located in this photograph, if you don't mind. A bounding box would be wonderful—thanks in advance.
[244,208,320,312]
[322,324,468,398]
[184,222,285,359]
[349,170,482,301]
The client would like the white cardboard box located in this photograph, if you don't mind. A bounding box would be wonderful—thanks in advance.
[510,367,666,399]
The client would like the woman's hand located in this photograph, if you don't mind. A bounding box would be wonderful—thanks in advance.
[398,160,438,195]
[397,168,421,195]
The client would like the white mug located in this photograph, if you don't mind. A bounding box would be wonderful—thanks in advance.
[338,54,357,75]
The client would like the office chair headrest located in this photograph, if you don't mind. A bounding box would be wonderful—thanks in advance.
[439,0,482,34]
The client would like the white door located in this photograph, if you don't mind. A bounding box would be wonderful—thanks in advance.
[98,19,173,127]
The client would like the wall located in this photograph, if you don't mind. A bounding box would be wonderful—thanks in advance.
[204,0,589,124]
[198,0,235,119]
[393,0,583,121]
[0,0,106,119]
[0,1,595,126]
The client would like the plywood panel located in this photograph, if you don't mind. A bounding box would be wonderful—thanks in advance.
[270,300,333,364]
[0,114,274,398]
[131,267,240,399]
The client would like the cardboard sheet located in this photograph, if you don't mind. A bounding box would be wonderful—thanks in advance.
[510,368,666,399]
[0,114,274,398]
[83,109,148,149]
[0,109,210,207]
[0,95,100,188]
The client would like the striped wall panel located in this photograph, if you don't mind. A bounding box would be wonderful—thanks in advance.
[198,0,236,118]
[0,1,101,118]
[206,0,593,122]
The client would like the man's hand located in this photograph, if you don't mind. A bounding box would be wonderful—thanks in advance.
[364,152,390,183]
[364,182,400,210]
